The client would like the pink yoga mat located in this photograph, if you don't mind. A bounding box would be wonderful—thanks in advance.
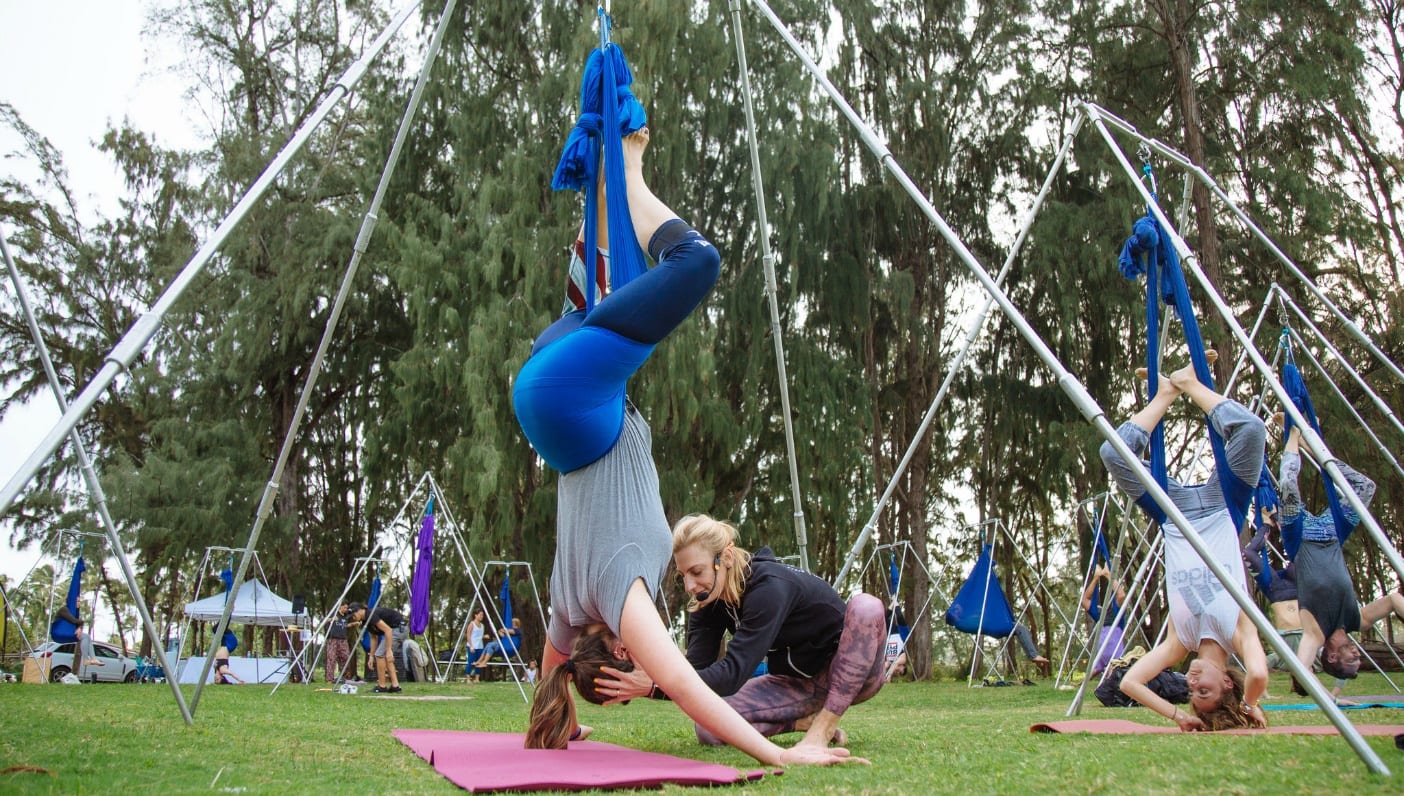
[1031,718,1404,736]
[394,729,769,792]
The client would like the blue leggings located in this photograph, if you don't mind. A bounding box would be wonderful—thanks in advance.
[514,220,720,473]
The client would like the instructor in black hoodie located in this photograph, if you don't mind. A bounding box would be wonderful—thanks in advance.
[597,514,886,752]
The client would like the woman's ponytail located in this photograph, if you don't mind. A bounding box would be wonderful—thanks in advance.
[525,662,577,749]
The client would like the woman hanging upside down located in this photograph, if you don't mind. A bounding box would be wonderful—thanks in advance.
[594,515,887,750]
[1100,364,1269,731]
[1277,423,1395,689]
[515,128,858,766]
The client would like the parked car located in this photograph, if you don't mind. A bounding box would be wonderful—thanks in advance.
[30,640,139,683]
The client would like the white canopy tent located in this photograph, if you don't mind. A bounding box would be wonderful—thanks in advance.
[184,580,309,627]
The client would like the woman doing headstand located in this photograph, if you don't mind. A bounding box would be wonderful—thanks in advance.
[1100,365,1269,731]
[516,129,855,766]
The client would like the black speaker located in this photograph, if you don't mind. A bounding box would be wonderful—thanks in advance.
[293,594,306,614]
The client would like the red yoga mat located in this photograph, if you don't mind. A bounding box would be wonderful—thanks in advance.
[394,729,770,792]
[1031,718,1404,736]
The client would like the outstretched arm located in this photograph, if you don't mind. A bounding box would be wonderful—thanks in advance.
[1119,628,1200,731]
[1296,608,1326,673]
[1232,610,1269,727]
[618,580,862,767]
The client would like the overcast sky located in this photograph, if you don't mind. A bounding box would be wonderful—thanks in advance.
[1,1,202,638]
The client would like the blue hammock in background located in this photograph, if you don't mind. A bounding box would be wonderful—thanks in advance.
[944,544,1017,638]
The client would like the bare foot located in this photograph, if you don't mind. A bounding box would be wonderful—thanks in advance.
[1168,363,1200,391]
[792,713,846,748]
[620,126,650,172]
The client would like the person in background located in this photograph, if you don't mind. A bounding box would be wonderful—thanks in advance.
[325,604,352,683]
[51,603,102,681]
[345,602,404,694]
[213,630,245,685]
[466,608,487,682]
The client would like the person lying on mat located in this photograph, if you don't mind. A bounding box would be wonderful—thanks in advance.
[515,126,856,766]
[1100,365,1269,731]
[1276,424,1398,694]
[594,514,886,749]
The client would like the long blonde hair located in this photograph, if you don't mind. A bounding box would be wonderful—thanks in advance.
[672,514,753,610]
[524,628,634,749]
[1193,666,1256,731]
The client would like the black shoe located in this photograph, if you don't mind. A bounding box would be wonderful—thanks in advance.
[373,685,390,693]
[389,686,402,693]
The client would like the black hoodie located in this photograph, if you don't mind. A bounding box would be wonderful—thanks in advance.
[684,547,846,696]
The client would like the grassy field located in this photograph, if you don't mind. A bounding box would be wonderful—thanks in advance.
[1,672,1402,794]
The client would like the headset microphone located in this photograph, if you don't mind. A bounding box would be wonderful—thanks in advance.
[698,555,722,602]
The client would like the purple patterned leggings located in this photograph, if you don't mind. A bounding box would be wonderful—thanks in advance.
[695,593,887,745]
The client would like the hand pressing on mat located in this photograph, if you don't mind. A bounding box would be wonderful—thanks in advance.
[1171,707,1206,733]
[779,743,868,766]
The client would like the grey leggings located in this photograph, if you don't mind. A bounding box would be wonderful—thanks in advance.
[695,593,887,745]
[75,632,96,679]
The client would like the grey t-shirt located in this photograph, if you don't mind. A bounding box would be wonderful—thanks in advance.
[547,406,671,655]
[1295,539,1361,638]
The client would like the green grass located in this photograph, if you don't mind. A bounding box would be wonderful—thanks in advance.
[1,673,1402,794]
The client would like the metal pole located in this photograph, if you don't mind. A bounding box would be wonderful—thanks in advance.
[2,231,193,723]
[727,0,811,571]
[1286,325,1404,481]
[1273,286,1404,458]
[831,109,1089,588]
[190,0,451,712]
[0,0,422,522]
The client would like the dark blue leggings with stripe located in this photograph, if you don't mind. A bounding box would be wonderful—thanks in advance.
[513,219,720,473]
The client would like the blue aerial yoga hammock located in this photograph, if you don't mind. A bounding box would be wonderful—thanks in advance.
[1249,461,1286,592]
[514,14,652,475]
[50,555,86,643]
[551,9,648,314]
[944,544,1017,638]
[1117,196,1254,532]
[1279,350,1353,552]
[498,575,519,657]
[362,567,383,654]
[219,568,238,654]
[887,552,910,641]
[1085,528,1125,627]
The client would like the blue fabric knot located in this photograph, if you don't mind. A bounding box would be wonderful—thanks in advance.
[578,47,647,132]
[1118,216,1159,279]
[552,113,604,191]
